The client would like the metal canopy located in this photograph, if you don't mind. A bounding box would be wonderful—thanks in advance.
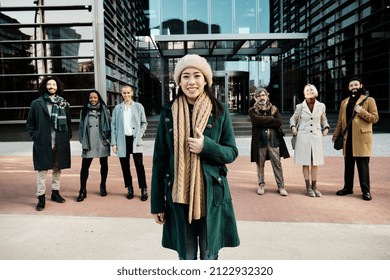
[154,33,307,58]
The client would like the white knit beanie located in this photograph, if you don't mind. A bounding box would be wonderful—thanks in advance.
[174,54,213,87]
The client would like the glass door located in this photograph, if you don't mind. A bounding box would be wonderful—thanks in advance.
[213,71,249,113]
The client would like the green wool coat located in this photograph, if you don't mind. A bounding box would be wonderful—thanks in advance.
[151,101,240,257]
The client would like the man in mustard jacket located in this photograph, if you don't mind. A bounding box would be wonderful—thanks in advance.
[332,77,379,201]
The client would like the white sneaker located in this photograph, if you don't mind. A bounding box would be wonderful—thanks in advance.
[278,187,288,196]
[257,184,265,195]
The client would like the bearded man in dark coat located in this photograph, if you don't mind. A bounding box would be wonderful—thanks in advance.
[249,88,290,196]
[26,76,72,211]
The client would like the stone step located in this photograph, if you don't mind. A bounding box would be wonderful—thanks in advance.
[144,113,340,139]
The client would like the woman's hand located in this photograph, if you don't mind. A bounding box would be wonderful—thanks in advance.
[188,127,204,154]
[322,127,329,136]
[291,126,298,136]
[112,145,117,154]
[153,213,166,225]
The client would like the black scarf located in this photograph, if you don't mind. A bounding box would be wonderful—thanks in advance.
[43,93,69,132]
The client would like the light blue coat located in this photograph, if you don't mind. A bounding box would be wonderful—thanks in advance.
[111,101,147,157]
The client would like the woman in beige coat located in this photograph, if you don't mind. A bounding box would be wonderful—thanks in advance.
[290,84,330,197]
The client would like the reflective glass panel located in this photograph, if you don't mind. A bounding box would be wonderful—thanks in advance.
[0,0,91,6]
[235,0,256,34]
[161,0,183,34]
[211,0,232,34]
[187,0,208,34]
[43,10,92,23]
[1,26,93,40]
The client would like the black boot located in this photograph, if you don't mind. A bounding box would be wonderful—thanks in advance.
[51,190,65,203]
[36,195,45,211]
[127,186,134,199]
[100,183,107,197]
[77,188,87,202]
[141,188,148,201]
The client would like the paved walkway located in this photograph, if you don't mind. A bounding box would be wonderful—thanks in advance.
[1,134,390,260]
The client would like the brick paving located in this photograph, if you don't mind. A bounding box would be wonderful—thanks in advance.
[1,136,390,261]
[1,154,389,225]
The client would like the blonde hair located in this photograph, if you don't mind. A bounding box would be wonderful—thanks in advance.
[303,84,318,97]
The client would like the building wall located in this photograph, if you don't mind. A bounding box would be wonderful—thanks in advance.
[0,0,159,141]
[275,0,390,121]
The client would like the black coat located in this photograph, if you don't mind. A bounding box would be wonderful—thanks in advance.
[249,105,290,162]
[26,96,72,170]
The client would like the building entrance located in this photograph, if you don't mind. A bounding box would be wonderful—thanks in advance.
[213,71,249,114]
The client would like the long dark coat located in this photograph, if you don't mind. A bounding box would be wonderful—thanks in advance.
[249,105,290,163]
[151,101,240,257]
[26,96,72,170]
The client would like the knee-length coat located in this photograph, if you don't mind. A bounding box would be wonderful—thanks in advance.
[26,96,72,170]
[151,101,240,257]
[332,94,379,156]
[110,101,147,157]
[289,100,329,166]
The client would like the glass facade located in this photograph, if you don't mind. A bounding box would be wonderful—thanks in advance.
[141,0,273,112]
[0,0,159,129]
[1,0,389,137]
[272,0,390,114]
[0,0,94,121]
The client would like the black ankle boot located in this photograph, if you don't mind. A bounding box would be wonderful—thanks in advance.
[51,190,65,203]
[127,186,134,199]
[36,195,45,211]
[141,188,148,201]
[100,184,107,197]
[77,188,87,202]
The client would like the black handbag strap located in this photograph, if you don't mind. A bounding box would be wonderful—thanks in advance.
[342,95,369,135]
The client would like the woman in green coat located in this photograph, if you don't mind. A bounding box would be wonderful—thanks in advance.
[151,54,240,260]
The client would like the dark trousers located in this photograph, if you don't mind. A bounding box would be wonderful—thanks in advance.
[344,155,370,194]
[80,157,108,189]
[119,136,147,189]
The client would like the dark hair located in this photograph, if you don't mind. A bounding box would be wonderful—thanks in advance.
[174,85,224,120]
[81,90,107,119]
[38,76,64,96]
[348,76,362,84]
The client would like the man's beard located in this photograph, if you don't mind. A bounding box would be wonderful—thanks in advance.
[256,99,270,111]
[349,88,364,96]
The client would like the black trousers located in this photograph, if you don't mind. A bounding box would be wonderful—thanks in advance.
[80,157,108,189]
[119,136,147,189]
[344,155,370,194]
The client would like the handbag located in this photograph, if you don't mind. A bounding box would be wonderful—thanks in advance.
[291,135,297,150]
[333,94,369,151]
[333,133,343,150]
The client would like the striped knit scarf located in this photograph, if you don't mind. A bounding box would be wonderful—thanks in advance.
[171,92,212,223]
[44,93,69,132]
